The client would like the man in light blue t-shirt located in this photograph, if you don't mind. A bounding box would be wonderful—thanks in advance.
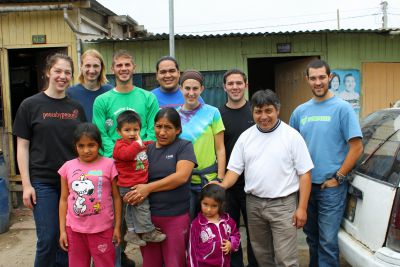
[289,59,363,267]
[152,56,203,108]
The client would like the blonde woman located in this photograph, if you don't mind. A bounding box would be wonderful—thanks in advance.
[67,49,112,121]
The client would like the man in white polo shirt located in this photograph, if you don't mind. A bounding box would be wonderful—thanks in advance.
[217,89,313,266]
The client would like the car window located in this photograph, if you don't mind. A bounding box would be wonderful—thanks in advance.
[357,110,400,186]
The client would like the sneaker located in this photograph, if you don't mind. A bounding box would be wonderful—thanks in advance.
[124,231,146,246]
[142,229,166,242]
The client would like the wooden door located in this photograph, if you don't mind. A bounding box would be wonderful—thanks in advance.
[275,57,318,123]
[0,48,13,177]
[362,63,400,117]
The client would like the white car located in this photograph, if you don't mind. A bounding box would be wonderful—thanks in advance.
[339,107,400,267]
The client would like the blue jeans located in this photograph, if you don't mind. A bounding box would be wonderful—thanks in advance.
[31,181,68,267]
[115,239,122,267]
[304,182,348,267]
[189,188,201,221]
[115,200,127,267]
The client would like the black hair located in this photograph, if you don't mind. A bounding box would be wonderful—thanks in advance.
[306,59,331,77]
[73,123,102,154]
[329,72,340,89]
[156,56,179,72]
[344,73,355,81]
[223,68,247,84]
[154,107,182,135]
[331,72,339,79]
[117,110,142,130]
[200,184,226,215]
[251,89,281,111]
[331,72,340,82]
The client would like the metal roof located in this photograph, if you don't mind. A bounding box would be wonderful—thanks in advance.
[88,0,116,16]
[0,0,117,16]
[0,0,81,3]
[84,28,400,42]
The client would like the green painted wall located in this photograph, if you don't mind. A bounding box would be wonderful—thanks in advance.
[83,31,400,112]
[83,31,400,74]
[326,32,400,69]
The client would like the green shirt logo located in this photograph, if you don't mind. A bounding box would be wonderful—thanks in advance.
[300,116,331,126]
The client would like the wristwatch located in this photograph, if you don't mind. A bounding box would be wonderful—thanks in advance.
[334,171,347,184]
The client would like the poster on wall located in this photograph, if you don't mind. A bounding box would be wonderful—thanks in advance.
[329,69,360,115]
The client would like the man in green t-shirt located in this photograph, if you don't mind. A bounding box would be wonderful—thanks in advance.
[93,50,159,267]
[93,50,159,157]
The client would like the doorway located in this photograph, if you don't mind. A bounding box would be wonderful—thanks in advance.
[8,47,67,174]
[247,56,319,122]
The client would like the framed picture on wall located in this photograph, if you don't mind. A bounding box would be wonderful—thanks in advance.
[330,69,360,115]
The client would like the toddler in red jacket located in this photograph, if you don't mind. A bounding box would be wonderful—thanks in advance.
[113,110,166,246]
[189,184,241,267]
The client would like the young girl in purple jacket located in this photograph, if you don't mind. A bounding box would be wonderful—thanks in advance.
[189,184,241,267]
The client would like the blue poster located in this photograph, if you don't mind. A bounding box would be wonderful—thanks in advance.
[330,69,360,115]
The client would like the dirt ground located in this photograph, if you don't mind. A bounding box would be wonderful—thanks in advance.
[0,209,350,267]
[0,209,36,267]
[0,209,142,267]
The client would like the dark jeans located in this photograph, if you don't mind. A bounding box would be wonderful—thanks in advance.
[31,181,68,267]
[226,186,258,267]
[189,188,201,221]
[115,201,129,267]
[304,183,348,267]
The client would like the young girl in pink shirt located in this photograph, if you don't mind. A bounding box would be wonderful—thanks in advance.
[58,123,122,267]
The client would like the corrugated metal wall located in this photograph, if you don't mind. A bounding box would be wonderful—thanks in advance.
[84,31,400,109]
[85,38,244,74]
[327,33,400,68]
[0,10,75,47]
[85,32,400,72]
[0,9,78,80]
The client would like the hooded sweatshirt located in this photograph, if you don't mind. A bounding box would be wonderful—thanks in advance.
[189,212,240,267]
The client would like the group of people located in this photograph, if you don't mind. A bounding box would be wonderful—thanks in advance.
[13,47,363,267]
